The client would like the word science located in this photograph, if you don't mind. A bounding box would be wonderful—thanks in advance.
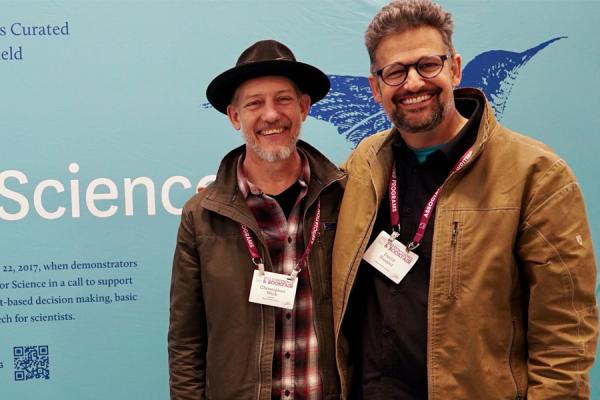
[0,163,211,221]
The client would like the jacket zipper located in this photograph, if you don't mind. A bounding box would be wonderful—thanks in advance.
[509,319,523,400]
[427,122,491,396]
[256,305,264,400]
[448,221,459,301]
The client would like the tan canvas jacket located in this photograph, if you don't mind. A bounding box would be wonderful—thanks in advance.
[332,88,598,399]
[169,141,344,400]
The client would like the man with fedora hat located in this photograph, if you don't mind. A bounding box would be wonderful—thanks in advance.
[168,40,344,399]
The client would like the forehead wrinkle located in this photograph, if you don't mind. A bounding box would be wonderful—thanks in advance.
[380,46,443,67]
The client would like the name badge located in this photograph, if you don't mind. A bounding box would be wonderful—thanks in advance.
[362,231,419,284]
[249,270,298,309]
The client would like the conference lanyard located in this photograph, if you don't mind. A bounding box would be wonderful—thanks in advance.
[239,198,321,280]
[388,147,474,251]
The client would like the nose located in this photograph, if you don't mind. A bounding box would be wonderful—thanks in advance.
[403,66,425,92]
[262,100,280,122]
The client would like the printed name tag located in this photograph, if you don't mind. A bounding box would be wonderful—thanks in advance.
[362,231,419,284]
[249,270,298,309]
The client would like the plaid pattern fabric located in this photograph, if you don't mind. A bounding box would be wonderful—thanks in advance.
[237,154,323,400]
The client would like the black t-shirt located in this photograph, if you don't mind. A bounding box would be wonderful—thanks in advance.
[271,180,302,219]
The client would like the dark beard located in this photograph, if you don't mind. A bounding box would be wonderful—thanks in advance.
[389,98,445,134]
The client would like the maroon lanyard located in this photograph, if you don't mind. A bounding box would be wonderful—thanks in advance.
[388,148,474,251]
[239,198,321,278]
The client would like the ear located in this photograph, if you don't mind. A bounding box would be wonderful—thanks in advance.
[368,75,383,104]
[226,104,241,131]
[449,53,462,88]
[299,94,311,121]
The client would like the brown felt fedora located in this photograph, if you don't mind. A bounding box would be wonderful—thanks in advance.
[206,40,330,114]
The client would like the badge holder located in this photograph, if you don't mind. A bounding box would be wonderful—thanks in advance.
[363,226,419,284]
[248,257,299,310]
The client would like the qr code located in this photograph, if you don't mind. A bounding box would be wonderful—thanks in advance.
[14,345,50,381]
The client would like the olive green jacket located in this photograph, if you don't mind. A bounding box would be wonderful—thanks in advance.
[169,141,344,400]
[332,88,598,399]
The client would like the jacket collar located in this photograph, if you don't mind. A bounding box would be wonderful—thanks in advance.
[454,87,498,150]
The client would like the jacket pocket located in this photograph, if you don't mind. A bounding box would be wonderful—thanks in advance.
[448,220,461,301]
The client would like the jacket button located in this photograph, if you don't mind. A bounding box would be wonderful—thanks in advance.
[285,389,290,396]
[285,313,292,320]
[285,352,291,359]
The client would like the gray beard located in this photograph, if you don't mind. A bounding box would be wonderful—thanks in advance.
[241,124,301,162]
[250,142,295,162]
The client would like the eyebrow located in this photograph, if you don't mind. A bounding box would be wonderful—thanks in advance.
[240,88,295,101]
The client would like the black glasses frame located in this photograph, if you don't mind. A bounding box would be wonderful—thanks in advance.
[374,54,450,87]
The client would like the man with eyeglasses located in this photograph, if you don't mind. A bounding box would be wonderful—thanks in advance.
[332,0,598,399]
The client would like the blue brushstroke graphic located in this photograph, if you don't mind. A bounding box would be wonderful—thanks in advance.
[203,37,566,146]
[461,36,566,117]
[309,37,565,145]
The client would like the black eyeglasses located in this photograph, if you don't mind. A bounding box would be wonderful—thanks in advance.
[374,54,450,86]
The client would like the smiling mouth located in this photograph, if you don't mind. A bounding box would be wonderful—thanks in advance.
[258,127,286,136]
[400,93,433,105]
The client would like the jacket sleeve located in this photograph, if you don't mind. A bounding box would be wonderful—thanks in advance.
[517,159,598,399]
[168,202,207,400]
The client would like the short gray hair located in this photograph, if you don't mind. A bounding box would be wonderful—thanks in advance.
[365,0,455,68]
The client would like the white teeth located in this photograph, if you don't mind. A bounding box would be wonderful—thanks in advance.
[260,128,285,135]
[402,94,432,105]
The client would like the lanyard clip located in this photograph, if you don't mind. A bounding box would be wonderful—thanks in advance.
[252,257,265,275]
[406,242,419,252]
[289,267,301,281]
[390,226,401,241]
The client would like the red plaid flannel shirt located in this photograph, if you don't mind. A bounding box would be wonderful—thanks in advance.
[237,153,323,400]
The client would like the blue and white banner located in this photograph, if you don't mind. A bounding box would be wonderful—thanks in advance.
[1,1,599,398]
